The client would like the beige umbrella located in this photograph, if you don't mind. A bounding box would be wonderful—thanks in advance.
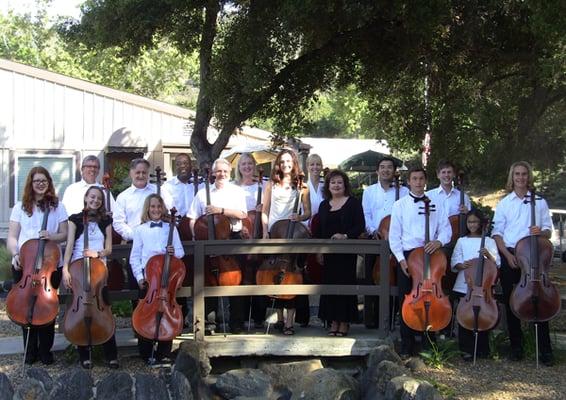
[221,143,279,166]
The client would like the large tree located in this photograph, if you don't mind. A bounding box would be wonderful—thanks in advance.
[64,0,565,174]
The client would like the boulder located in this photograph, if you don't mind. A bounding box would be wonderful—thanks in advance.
[367,345,402,369]
[292,368,359,400]
[360,360,409,399]
[26,368,53,393]
[49,368,93,400]
[0,373,14,400]
[96,372,134,400]
[404,358,426,373]
[214,369,273,399]
[174,340,211,396]
[134,373,168,400]
[14,378,48,400]
[415,381,443,400]
[384,376,420,400]
[258,359,323,392]
[170,371,194,400]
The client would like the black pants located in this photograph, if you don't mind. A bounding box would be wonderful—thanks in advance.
[12,266,62,361]
[77,335,118,362]
[500,248,552,355]
[397,250,436,354]
[453,292,490,356]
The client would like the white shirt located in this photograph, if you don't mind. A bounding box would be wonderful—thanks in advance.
[10,202,68,265]
[389,193,452,262]
[62,179,116,216]
[113,183,157,241]
[492,190,553,248]
[129,220,185,283]
[238,180,266,212]
[161,176,202,217]
[308,179,325,217]
[362,181,409,235]
[187,182,247,232]
[450,236,501,294]
[426,185,471,218]
[71,222,105,263]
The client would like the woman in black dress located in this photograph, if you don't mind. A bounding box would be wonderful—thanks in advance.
[314,170,365,336]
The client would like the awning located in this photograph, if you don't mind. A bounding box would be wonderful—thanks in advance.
[106,127,148,153]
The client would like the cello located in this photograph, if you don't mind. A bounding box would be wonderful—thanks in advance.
[241,167,264,284]
[63,211,115,347]
[131,208,186,344]
[256,174,309,300]
[456,219,499,363]
[401,196,452,332]
[102,173,126,290]
[449,171,467,243]
[372,171,401,286]
[193,168,242,286]
[510,188,561,323]
[7,204,60,328]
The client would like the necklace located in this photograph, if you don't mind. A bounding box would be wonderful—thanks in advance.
[88,221,97,236]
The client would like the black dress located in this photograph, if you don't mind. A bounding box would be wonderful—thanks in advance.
[315,197,365,323]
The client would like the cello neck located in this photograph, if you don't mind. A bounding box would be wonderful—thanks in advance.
[204,168,215,240]
[422,196,433,280]
[161,208,177,288]
[253,168,264,239]
[473,221,489,287]
[34,206,51,273]
[83,210,92,292]
[528,188,539,276]
[286,175,304,239]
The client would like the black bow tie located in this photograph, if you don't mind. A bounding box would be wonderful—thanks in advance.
[150,222,163,228]
[410,193,425,203]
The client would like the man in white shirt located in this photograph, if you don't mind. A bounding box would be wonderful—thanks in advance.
[188,158,248,334]
[62,155,116,216]
[492,161,554,366]
[113,158,157,242]
[362,157,409,328]
[389,167,452,358]
[162,153,200,221]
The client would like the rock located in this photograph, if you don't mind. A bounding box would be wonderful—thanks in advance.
[14,378,47,400]
[96,372,133,400]
[292,368,359,400]
[367,345,402,368]
[384,376,420,400]
[404,358,426,373]
[174,340,211,396]
[26,367,54,393]
[258,359,323,392]
[360,360,409,399]
[170,371,194,400]
[415,381,443,400]
[49,368,93,400]
[0,373,14,400]
[214,369,273,399]
[134,373,168,400]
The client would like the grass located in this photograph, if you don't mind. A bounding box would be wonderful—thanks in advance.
[112,300,133,317]
[427,377,457,399]
[0,245,12,281]
[419,332,462,369]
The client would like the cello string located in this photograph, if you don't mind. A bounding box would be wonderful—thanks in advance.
[535,323,539,369]
[473,332,478,366]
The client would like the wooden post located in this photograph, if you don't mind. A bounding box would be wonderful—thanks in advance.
[193,242,205,341]
[378,241,391,337]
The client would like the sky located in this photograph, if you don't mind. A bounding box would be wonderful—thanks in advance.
[0,0,83,19]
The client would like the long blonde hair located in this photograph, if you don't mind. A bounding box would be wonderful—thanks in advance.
[505,161,533,192]
[140,194,170,224]
[235,153,257,184]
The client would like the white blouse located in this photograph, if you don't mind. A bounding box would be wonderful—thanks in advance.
[71,222,105,263]
[129,220,185,283]
[10,202,68,258]
[450,236,501,294]
[308,179,324,217]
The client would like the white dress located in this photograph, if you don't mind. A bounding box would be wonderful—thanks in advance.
[268,184,298,232]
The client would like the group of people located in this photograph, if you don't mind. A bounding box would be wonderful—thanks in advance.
[5,148,557,368]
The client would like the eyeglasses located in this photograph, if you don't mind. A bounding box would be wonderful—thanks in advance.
[32,179,48,185]
[82,164,100,169]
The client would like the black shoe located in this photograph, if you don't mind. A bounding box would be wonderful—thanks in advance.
[40,352,54,365]
[230,325,243,334]
[253,321,265,329]
[108,359,120,369]
[461,353,473,362]
[25,354,37,365]
[540,353,554,367]
[81,360,93,369]
[510,349,524,361]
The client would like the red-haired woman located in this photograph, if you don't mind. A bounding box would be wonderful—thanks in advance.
[7,166,68,365]
[261,149,311,335]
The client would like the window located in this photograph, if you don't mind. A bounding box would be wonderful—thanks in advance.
[15,155,75,202]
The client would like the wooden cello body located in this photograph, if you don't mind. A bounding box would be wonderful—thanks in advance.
[456,221,499,332]
[448,171,467,243]
[510,189,561,322]
[7,207,60,327]
[401,197,452,332]
[372,172,401,286]
[193,168,242,286]
[63,212,115,346]
[132,209,186,341]
[256,176,309,300]
[102,173,126,290]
